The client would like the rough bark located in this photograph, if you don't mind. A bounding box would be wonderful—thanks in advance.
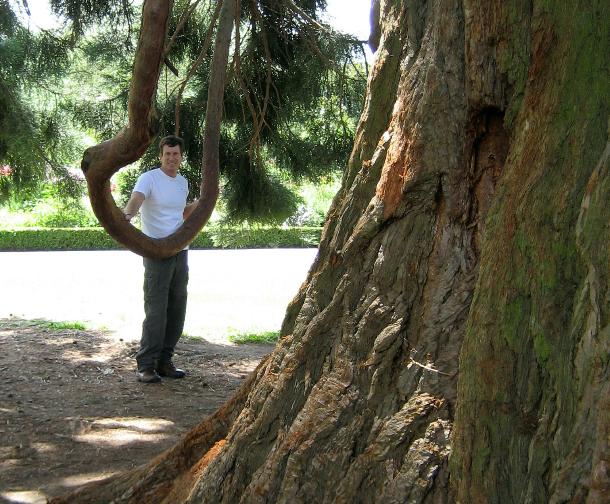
[83,0,234,260]
[452,1,610,502]
[54,0,608,502]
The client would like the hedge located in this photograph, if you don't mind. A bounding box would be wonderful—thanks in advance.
[0,226,322,251]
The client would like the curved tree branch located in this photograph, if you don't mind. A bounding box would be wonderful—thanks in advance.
[174,0,223,135]
[190,0,236,231]
[82,0,236,259]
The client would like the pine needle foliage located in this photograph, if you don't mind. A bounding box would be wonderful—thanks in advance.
[151,0,366,223]
[0,1,84,203]
[49,0,136,37]
[2,0,367,223]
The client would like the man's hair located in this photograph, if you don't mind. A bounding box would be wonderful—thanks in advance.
[159,135,185,155]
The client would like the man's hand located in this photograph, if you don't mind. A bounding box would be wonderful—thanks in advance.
[183,198,199,220]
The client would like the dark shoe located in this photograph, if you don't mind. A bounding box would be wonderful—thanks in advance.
[136,368,161,383]
[156,361,186,379]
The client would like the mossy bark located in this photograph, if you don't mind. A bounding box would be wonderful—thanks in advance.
[452,1,609,502]
[53,0,608,502]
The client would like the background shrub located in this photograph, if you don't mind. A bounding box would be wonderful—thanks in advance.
[0,226,322,251]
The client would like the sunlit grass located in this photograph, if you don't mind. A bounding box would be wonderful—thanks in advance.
[181,332,203,343]
[38,320,87,331]
[181,330,280,345]
[0,318,89,331]
[228,330,279,345]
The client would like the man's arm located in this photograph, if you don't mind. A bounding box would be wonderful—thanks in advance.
[123,191,145,221]
[183,198,199,220]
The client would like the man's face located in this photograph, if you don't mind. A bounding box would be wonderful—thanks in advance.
[159,144,182,176]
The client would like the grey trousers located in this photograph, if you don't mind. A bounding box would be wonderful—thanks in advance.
[136,250,189,371]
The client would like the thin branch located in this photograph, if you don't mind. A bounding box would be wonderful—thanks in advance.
[283,0,332,35]
[248,0,274,157]
[359,42,370,77]
[302,29,339,72]
[339,59,348,139]
[164,56,180,76]
[164,0,205,56]
[408,358,452,376]
[349,51,367,80]
[233,0,261,156]
[174,0,223,134]
[231,0,275,168]
[168,1,222,96]
[21,0,31,16]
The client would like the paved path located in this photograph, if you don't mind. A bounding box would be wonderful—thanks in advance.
[0,249,318,344]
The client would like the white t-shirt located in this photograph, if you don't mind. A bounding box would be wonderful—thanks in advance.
[133,168,188,239]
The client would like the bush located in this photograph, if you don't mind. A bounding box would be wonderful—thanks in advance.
[206,226,322,248]
[114,166,142,207]
[0,228,120,251]
[0,226,322,251]
[285,177,341,227]
[0,184,98,229]
[34,207,98,228]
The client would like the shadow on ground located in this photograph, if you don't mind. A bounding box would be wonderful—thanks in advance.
[0,317,274,504]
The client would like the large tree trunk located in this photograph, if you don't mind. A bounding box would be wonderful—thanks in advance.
[54,0,608,502]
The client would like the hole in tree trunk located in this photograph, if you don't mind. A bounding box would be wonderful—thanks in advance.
[468,108,509,254]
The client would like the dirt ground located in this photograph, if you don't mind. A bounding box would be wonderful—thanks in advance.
[0,318,274,504]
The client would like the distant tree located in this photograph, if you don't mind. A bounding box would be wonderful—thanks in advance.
[40,0,367,223]
[0,1,83,202]
[0,0,365,221]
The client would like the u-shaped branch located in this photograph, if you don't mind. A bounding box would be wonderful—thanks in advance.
[82,0,235,259]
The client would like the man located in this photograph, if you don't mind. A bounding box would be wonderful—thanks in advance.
[123,135,198,383]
